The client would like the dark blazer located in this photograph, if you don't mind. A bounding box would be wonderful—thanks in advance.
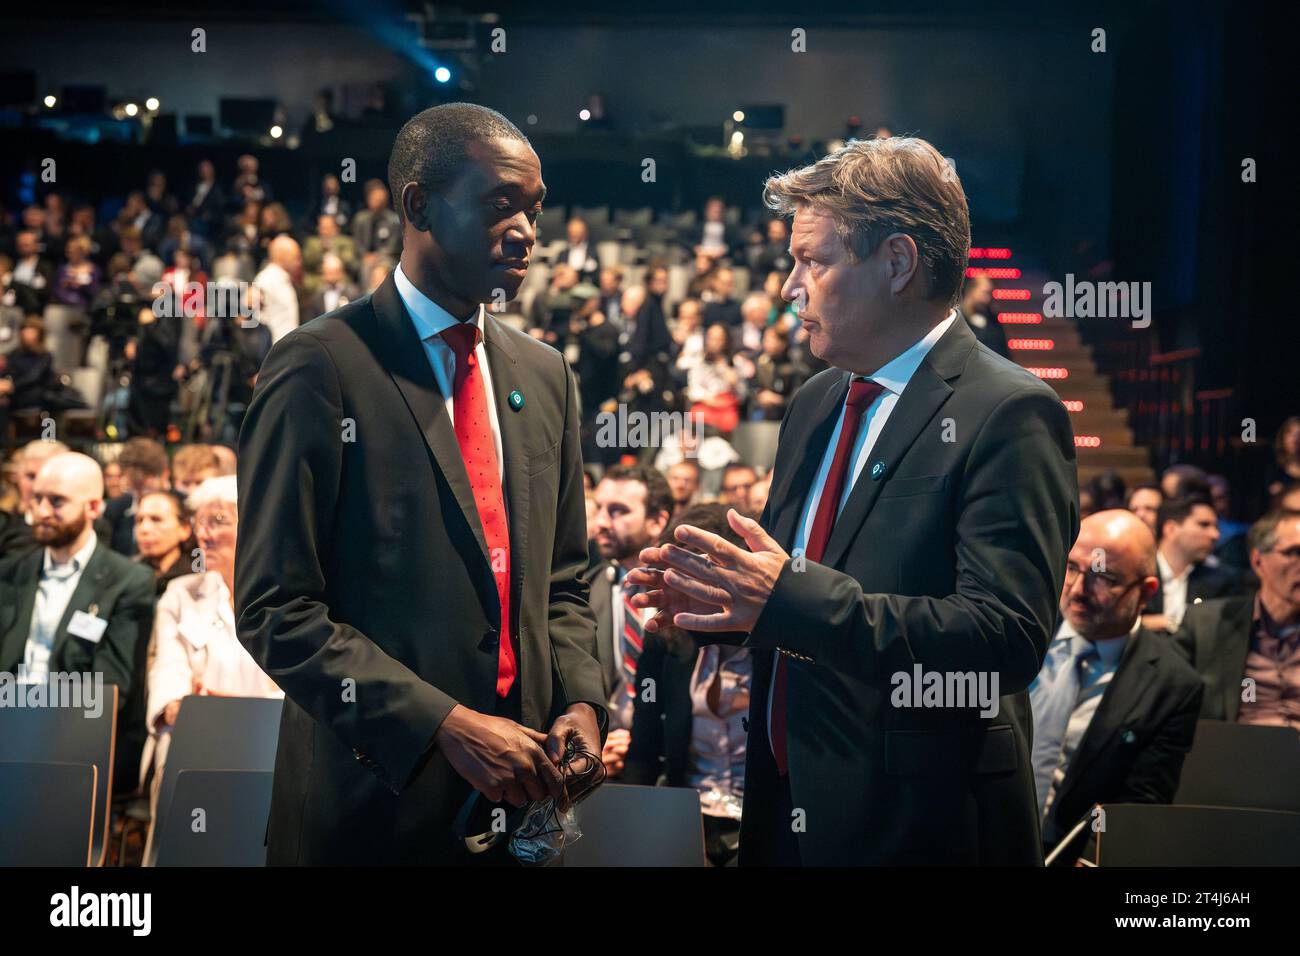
[1044,626,1204,862]
[585,559,622,702]
[99,494,138,557]
[235,272,607,864]
[1172,594,1255,721]
[0,541,156,794]
[1144,560,1240,616]
[622,633,706,788]
[707,317,1078,865]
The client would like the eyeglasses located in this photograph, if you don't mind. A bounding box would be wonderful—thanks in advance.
[1064,563,1145,594]
[193,512,236,532]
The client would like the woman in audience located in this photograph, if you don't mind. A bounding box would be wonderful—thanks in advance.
[687,323,744,435]
[672,298,707,378]
[133,489,195,596]
[141,476,282,828]
[53,235,101,308]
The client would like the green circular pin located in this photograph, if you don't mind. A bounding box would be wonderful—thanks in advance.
[508,389,524,410]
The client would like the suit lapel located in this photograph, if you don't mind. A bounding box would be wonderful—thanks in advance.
[819,320,974,569]
[0,550,42,671]
[1059,630,1157,796]
[769,372,850,550]
[49,543,109,663]
[1217,598,1254,721]
[370,275,492,572]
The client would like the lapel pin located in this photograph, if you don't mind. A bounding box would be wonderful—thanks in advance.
[508,389,524,411]
[1121,730,1137,744]
[870,460,887,481]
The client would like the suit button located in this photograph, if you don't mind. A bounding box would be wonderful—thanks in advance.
[479,629,499,653]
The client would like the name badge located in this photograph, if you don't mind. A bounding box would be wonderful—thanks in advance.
[68,610,108,644]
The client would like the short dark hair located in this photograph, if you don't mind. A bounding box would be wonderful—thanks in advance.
[139,488,190,525]
[601,463,673,523]
[387,103,529,225]
[1156,494,1214,539]
[1162,463,1210,499]
[118,437,169,479]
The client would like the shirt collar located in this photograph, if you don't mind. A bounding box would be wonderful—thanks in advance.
[863,311,956,395]
[1156,550,1191,584]
[1053,615,1136,666]
[44,533,97,577]
[394,262,485,342]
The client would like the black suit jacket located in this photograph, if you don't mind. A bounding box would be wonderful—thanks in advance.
[622,633,708,788]
[1172,594,1255,722]
[1044,626,1204,861]
[235,272,607,864]
[1143,560,1240,616]
[714,317,1078,865]
[0,542,156,793]
[585,559,622,702]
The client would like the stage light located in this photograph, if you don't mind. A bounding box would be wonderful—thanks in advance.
[998,312,1042,324]
[44,95,57,108]
[1008,338,1054,351]
[733,110,745,122]
[579,108,591,121]
[124,102,139,117]
[526,114,538,125]
[993,288,1031,300]
[969,247,1013,259]
[145,97,160,111]
[1026,367,1068,379]
[1074,435,1102,447]
[1062,400,1084,412]
[270,125,283,139]
[434,66,451,83]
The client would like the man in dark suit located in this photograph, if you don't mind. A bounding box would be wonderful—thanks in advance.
[631,135,1078,865]
[235,103,606,865]
[584,464,673,775]
[1031,510,1203,864]
[0,452,156,794]
[1174,510,1300,727]
[1142,494,1240,633]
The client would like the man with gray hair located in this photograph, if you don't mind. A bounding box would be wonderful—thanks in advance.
[1176,509,1300,729]
[631,135,1078,865]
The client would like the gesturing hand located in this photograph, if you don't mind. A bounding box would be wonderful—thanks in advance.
[626,509,789,634]
[435,705,565,808]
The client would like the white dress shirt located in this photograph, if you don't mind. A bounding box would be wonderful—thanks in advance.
[393,263,504,483]
[20,535,98,686]
[1156,550,1193,629]
[21,534,98,684]
[252,261,300,344]
[767,311,957,755]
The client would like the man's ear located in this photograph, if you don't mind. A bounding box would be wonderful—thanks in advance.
[401,182,432,233]
[883,233,921,296]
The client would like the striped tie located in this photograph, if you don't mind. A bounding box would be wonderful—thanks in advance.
[620,583,646,701]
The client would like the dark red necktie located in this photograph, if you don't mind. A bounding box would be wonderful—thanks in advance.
[771,377,884,775]
[441,321,516,697]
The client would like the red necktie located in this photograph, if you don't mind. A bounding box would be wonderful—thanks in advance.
[771,377,884,775]
[441,321,516,697]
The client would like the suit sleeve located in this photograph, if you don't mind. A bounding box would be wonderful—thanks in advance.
[235,331,459,794]
[749,384,1077,692]
[98,563,156,694]
[1112,676,1204,803]
[544,355,608,736]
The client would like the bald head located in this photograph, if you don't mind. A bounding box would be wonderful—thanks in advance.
[37,452,104,502]
[31,453,105,554]
[269,235,301,270]
[1062,509,1160,640]
[1079,508,1158,579]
